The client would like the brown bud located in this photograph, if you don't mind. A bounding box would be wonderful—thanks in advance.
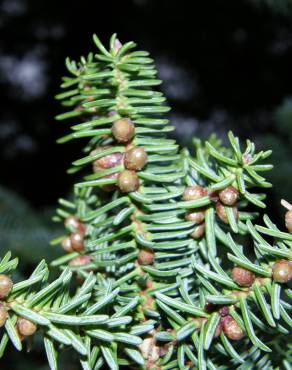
[285,210,292,233]
[0,305,8,327]
[64,215,86,235]
[216,202,238,224]
[61,237,73,253]
[231,267,255,287]
[183,186,208,201]
[0,275,13,299]
[222,316,245,340]
[118,170,140,192]
[138,249,154,265]
[64,215,80,230]
[17,318,37,336]
[191,223,205,239]
[69,255,92,267]
[218,186,239,206]
[185,209,205,224]
[70,232,84,252]
[91,146,123,172]
[112,118,135,143]
[272,260,292,283]
[124,147,147,171]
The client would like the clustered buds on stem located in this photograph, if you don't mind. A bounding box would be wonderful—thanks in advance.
[272,259,292,283]
[90,118,147,193]
[17,317,37,337]
[183,185,240,238]
[61,215,86,253]
[182,186,208,239]
[231,266,255,287]
[0,274,13,299]
[215,186,239,224]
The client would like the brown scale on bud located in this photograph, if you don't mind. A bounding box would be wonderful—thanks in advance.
[285,211,292,233]
[17,318,37,337]
[218,186,239,206]
[231,267,255,287]
[183,185,208,201]
[191,223,205,239]
[138,249,154,265]
[221,315,245,341]
[91,146,123,172]
[61,237,73,253]
[216,202,238,224]
[118,170,140,192]
[272,259,292,283]
[112,118,135,143]
[69,255,92,267]
[185,209,205,224]
[0,305,8,327]
[70,232,84,252]
[0,275,13,299]
[124,147,148,171]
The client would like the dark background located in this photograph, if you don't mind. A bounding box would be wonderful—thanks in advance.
[1,0,292,368]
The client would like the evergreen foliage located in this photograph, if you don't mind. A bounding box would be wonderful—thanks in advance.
[0,34,291,370]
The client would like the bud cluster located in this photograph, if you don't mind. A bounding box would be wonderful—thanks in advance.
[183,186,208,239]
[89,118,148,193]
[215,186,239,224]
[182,185,240,238]
[60,215,86,253]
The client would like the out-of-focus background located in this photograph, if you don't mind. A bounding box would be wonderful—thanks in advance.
[0,0,292,368]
